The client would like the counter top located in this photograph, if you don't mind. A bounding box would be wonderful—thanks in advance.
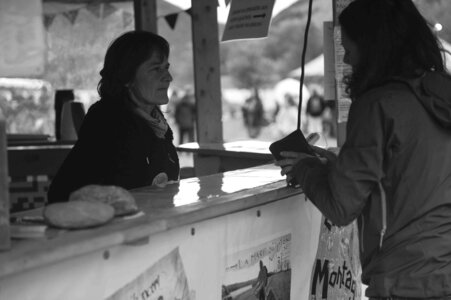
[176,140,273,160]
[0,164,301,278]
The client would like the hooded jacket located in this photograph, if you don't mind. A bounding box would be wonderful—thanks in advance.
[294,71,451,298]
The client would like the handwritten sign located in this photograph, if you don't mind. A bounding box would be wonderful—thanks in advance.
[107,248,190,300]
[222,0,275,42]
[0,0,45,77]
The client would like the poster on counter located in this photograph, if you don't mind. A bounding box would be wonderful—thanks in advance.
[222,233,291,299]
[0,0,45,77]
[107,248,191,300]
[309,217,361,299]
[222,0,275,42]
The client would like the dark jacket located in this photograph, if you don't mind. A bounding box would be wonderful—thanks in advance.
[47,97,180,203]
[294,71,451,298]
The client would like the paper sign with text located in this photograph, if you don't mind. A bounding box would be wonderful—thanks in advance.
[222,0,275,42]
[334,26,352,123]
[107,248,191,300]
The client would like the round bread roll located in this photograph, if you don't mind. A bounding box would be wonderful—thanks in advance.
[44,201,115,229]
[69,185,138,216]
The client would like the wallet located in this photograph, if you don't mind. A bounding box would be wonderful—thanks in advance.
[269,129,315,160]
[269,129,316,187]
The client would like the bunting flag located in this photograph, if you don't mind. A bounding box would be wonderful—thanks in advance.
[122,10,133,28]
[63,9,78,25]
[43,14,56,29]
[86,3,101,18]
[164,13,178,29]
[42,4,193,31]
[103,3,117,19]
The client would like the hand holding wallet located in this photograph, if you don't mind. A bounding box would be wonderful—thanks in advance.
[270,130,319,187]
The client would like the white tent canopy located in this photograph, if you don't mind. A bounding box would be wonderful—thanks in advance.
[288,54,324,78]
[273,78,311,107]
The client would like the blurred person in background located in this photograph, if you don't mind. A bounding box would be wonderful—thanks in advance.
[174,88,196,145]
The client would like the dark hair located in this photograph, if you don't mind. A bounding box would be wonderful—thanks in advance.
[97,31,170,100]
[339,0,445,98]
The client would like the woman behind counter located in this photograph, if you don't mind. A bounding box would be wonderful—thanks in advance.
[48,31,180,203]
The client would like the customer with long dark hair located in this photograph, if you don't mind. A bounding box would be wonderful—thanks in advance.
[275,0,451,298]
[48,31,180,203]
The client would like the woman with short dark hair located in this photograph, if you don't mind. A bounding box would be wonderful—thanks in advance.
[48,31,180,203]
[275,0,451,298]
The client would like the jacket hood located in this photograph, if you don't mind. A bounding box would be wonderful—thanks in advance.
[400,72,451,130]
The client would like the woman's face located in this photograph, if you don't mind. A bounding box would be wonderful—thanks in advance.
[341,28,360,68]
[128,51,172,106]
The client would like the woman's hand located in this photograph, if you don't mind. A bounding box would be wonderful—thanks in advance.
[273,146,339,185]
[311,146,339,165]
[274,151,315,175]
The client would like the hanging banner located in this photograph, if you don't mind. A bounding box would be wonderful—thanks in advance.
[103,3,118,19]
[309,217,362,299]
[223,233,292,299]
[165,13,179,30]
[0,0,45,77]
[122,11,134,28]
[107,248,191,300]
[221,0,275,42]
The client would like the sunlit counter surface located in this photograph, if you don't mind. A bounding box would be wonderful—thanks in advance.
[177,140,274,175]
[0,164,328,299]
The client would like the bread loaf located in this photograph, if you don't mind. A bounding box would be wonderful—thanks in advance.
[69,185,138,216]
[44,201,115,229]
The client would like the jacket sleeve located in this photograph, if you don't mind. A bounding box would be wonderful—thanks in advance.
[296,96,386,226]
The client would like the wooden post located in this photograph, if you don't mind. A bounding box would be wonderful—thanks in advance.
[190,0,223,176]
[133,0,157,33]
[0,110,10,250]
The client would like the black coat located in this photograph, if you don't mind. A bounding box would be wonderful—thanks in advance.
[47,98,180,203]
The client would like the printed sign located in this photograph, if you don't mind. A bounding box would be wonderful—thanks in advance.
[323,21,336,101]
[0,0,45,77]
[223,233,291,299]
[309,217,361,299]
[334,26,352,123]
[222,0,276,41]
[107,248,191,300]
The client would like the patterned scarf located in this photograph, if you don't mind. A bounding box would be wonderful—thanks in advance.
[127,92,169,139]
